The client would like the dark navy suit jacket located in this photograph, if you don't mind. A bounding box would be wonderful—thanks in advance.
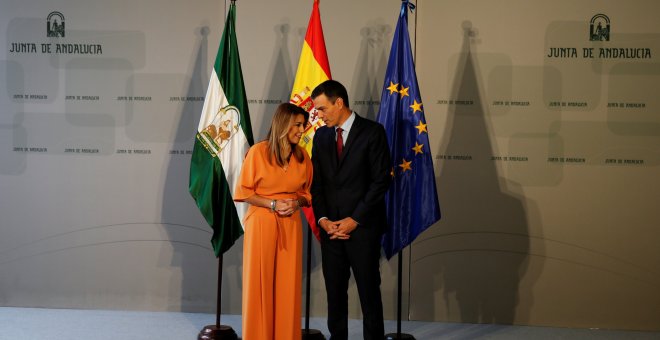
[311,113,391,233]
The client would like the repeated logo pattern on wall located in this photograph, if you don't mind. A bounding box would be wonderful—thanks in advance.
[589,14,609,41]
[46,11,65,37]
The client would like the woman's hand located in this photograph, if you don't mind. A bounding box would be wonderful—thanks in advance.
[275,199,299,216]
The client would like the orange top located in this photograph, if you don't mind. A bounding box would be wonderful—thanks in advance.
[234,141,313,212]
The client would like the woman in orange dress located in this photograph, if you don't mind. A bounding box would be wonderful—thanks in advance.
[234,103,312,340]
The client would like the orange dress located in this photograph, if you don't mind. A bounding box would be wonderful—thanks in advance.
[234,141,313,340]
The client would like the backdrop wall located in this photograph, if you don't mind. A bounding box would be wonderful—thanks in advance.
[1,0,658,331]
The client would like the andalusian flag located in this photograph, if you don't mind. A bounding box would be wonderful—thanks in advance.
[189,2,254,257]
[290,0,331,239]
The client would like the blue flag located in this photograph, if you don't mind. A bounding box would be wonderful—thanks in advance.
[376,1,441,259]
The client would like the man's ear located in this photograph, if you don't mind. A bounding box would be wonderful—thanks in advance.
[335,97,344,109]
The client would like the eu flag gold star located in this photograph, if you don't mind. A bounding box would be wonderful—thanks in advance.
[399,158,412,172]
[410,99,422,114]
[412,142,424,155]
[387,82,399,95]
[415,121,428,134]
[399,86,410,99]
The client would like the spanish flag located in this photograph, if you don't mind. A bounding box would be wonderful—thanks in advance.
[290,0,331,240]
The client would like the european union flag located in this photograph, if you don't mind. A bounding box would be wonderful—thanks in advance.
[376,1,441,259]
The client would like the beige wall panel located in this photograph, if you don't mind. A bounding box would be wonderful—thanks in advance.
[412,0,660,330]
[1,0,659,332]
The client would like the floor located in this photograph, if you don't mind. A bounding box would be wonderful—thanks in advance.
[0,307,658,339]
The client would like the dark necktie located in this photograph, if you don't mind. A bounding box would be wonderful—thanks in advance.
[336,127,344,158]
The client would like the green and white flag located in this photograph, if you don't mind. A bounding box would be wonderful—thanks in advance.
[189,2,254,257]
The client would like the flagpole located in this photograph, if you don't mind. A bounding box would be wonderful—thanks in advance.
[396,251,403,335]
[302,227,325,340]
[297,1,328,339]
[386,2,417,338]
[216,255,223,327]
[385,249,414,340]
[198,254,238,340]
[197,1,240,339]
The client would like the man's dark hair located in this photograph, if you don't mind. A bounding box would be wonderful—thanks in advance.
[311,80,350,108]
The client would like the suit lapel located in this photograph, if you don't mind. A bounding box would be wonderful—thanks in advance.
[325,127,339,170]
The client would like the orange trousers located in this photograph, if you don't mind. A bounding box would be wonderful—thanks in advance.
[242,207,302,340]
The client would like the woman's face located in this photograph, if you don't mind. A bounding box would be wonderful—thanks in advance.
[287,114,306,144]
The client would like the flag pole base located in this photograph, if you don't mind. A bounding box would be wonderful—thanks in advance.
[302,328,326,340]
[385,333,416,340]
[197,325,238,340]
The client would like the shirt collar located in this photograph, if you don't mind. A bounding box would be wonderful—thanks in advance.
[337,111,356,132]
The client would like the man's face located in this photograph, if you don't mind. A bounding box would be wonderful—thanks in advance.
[313,94,342,128]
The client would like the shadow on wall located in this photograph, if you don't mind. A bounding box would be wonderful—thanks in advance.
[160,26,244,314]
[350,21,391,122]
[159,19,305,315]
[0,61,26,176]
[254,22,295,141]
[411,21,539,326]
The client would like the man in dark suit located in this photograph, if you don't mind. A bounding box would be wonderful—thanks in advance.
[310,80,391,340]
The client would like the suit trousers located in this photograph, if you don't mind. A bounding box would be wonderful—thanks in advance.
[321,225,384,340]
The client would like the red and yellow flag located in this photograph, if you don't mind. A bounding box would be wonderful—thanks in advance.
[290,0,331,240]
